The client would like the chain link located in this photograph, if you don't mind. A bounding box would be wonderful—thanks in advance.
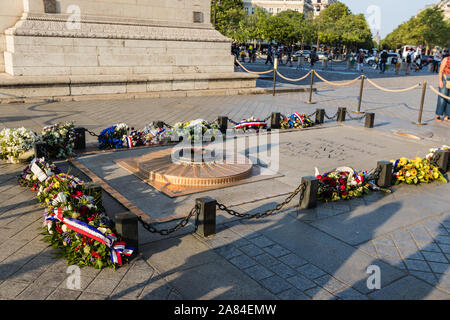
[430,152,441,167]
[347,113,367,121]
[86,129,99,137]
[216,182,306,219]
[137,205,199,236]
[307,111,317,118]
[324,111,338,120]
[264,114,272,122]
[365,166,382,182]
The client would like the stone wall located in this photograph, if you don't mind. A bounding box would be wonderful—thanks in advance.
[0,0,23,72]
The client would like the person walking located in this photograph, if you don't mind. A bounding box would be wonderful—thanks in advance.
[380,50,388,73]
[310,48,317,68]
[356,49,365,73]
[435,53,450,122]
[405,49,414,75]
[265,45,273,65]
[432,51,441,73]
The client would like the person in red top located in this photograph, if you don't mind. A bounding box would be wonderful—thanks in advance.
[435,52,450,122]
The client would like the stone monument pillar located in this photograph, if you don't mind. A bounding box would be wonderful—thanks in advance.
[0,0,256,100]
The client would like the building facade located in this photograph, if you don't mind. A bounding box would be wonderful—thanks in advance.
[419,0,450,20]
[243,0,314,18]
[310,0,339,17]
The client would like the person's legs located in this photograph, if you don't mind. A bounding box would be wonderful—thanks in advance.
[436,75,449,121]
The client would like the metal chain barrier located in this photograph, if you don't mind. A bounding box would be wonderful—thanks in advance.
[307,111,317,118]
[276,70,312,82]
[86,129,99,137]
[365,78,421,93]
[347,112,367,121]
[429,85,450,100]
[216,182,306,220]
[313,70,362,86]
[137,205,199,236]
[365,166,382,182]
[324,111,338,120]
[235,59,274,75]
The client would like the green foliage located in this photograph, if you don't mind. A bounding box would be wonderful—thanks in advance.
[382,7,450,50]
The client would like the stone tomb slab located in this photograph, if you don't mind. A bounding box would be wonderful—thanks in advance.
[74,126,440,223]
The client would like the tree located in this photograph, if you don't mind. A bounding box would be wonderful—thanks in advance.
[212,0,247,40]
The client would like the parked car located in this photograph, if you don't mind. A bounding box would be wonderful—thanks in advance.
[292,50,311,61]
[365,53,401,68]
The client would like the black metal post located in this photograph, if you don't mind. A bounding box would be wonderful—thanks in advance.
[34,142,48,159]
[271,112,281,129]
[115,212,139,253]
[300,176,319,209]
[74,127,86,150]
[337,107,346,122]
[435,150,449,173]
[376,161,393,188]
[315,108,325,124]
[217,116,228,134]
[196,197,217,237]
[365,113,375,128]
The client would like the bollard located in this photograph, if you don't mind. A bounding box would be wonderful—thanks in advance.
[74,127,86,150]
[315,108,325,124]
[376,161,393,188]
[435,150,449,173]
[196,197,217,237]
[34,142,48,159]
[271,112,281,129]
[217,116,228,134]
[115,212,139,254]
[305,71,316,104]
[85,182,103,207]
[300,176,319,209]
[413,81,427,126]
[337,107,346,122]
[273,58,278,96]
[365,113,375,128]
[354,75,365,113]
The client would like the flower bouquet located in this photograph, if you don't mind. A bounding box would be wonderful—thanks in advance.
[18,158,61,191]
[168,119,220,143]
[391,157,447,185]
[316,167,371,202]
[233,117,267,133]
[98,123,129,150]
[41,122,76,159]
[0,127,39,164]
[37,173,84,207]
[281,113,314,129]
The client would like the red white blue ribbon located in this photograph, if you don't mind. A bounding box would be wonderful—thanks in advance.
[125,136,134,148]
[45,208,134,265]
[293,112,305,127]
[233,121,267,130]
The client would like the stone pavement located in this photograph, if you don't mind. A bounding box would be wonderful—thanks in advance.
[0,72,449,300]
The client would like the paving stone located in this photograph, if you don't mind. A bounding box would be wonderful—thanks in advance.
[229,254,258,270]
[376,245,401,258]
[263,244,291,258]
[404,259,432,272]
[305,286,337,300]
[268,263,297,279]
[334,287,369,300]
[381,256,406,268]
[421,251,448,263]
[394,239,419,250]
[410,271,439,286]
[46,288,82,300]
[0,280,29,299]
[260,275,293,294]
[399,247,424,260]
[249,235,275,248]
[279,253,308,269]
[122,266,155,284]
[214,244,243,260]
[297,263,327,280]
[411,233,434,243]
[140,277,174,300]
[16,283,54,300]
[407,225,430,235]
[286,274,316,291]
[254,253,279,267]
[243,264,274,281]
[110,280,147,300]
[437,243,450,253]
[416,242,443,252]
[435,235,450,245]
[278,288,310,300]
[313,274,348,293]
[239,244,264,257]
[85,278,121,296]
[77,292,108,300]
[34,269,68,288]
[428,262,449,274]
[373,237,395,248]
[357,243,377,257]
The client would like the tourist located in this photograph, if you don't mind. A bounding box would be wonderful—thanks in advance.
[432,51,442,73]
[310,48,317,68]
[405,49,414,75]
[356,49,365,73]
[435,54,450,122]
[380,50,388,73]
[265,45,273,65]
